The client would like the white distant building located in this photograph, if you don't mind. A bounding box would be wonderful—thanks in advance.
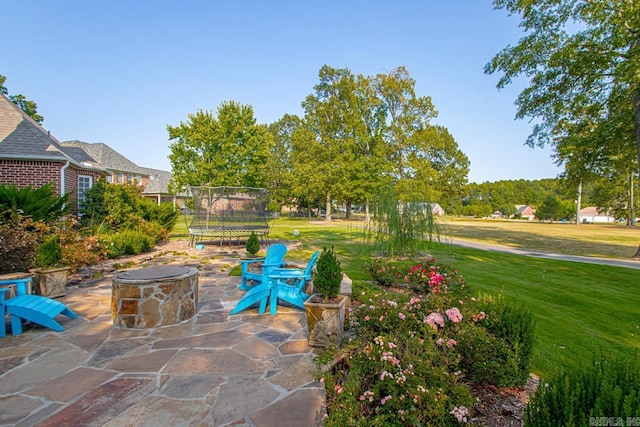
[578,207,615,223]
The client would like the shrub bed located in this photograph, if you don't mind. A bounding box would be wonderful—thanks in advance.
[319,257,535,426]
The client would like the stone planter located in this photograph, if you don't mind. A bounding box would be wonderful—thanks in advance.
[31,267,70,298]
[303,294,347,347]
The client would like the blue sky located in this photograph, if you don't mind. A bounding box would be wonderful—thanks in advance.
[1,1,561,183]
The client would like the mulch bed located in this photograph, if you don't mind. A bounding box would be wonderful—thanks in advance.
[469,374,539,426]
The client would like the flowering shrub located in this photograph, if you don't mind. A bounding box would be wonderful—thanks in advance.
[366,258,404,287]
[320,257,535,425]
[367,257,468,296]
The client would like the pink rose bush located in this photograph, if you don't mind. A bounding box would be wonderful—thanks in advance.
[321,257,535,426]
[367,257,467,294]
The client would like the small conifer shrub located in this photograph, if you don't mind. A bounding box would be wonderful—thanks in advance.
[313,246,342,301]
[245,232,260,256]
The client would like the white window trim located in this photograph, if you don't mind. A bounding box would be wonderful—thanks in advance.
[78,175,93,210]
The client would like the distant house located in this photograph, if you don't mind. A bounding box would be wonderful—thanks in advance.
[429,203,445,216]
[515,205,536,220]
[406,202,445,216]
[0,94,109,213]
[60,140,185,206]
[578,206,615,224]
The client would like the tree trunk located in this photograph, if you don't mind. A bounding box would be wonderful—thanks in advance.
[365,199,371,223]
[575,179,582,226]
[630,171,635,227]
[345,200,352,220]
[325,192,332,222]
[632,89,640,227]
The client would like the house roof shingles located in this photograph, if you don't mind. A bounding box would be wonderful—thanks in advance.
[60,140,177,196]
[61,140,142,173]
[0,94,106,173]
[1,94,175,196]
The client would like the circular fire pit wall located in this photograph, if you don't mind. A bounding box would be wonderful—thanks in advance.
[112,266,199,329]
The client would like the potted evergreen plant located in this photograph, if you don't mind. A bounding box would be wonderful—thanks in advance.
[303,246,347,347]
[31,235,70,297]
[245,231,260,257]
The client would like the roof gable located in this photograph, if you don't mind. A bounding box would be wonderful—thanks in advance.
[0,94,71,162]
[0,94,106,174]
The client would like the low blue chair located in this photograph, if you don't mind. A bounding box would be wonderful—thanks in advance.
[0,278,77,337]
[266,251,320,315]
[239,243,288,291]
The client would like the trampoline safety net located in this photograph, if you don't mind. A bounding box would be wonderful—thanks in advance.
[188,186,271,246]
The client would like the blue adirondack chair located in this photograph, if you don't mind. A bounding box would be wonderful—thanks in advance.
[266,251,320,315]
[239,243,288,291]
[0,278,78,337]
[231,251,319,316]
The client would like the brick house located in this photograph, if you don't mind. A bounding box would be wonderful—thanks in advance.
[0,94,108,213]
[60,140,184,206]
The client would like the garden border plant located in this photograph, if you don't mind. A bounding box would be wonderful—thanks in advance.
[318,256,536,426]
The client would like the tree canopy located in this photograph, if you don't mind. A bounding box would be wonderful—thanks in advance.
[167,101,273,192]
[0,74,44,123]
[289,65,469,221]
[485,0,640,223]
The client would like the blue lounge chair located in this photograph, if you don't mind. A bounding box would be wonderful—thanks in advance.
[267,251,320,315]
[0,278,77,337]
[239,243,287,291]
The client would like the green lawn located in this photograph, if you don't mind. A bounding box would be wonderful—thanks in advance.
[171,216,640,379]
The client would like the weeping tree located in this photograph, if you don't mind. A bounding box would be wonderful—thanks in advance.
[369,185,441,259]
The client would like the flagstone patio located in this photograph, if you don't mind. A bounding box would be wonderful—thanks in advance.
[0,241,326,426]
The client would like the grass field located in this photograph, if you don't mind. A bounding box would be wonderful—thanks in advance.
[171,215,640,379]
[441,217,640,259]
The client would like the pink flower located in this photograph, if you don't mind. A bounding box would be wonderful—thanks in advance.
[446,307,463,323]
[381,395,393,405]
[364,315,370,321]
[446,339,457,349]
[360,390,374,402]
[450,405,469,423]
[399,312,406,320]
[424,312,445,330]
[334,384,343,394]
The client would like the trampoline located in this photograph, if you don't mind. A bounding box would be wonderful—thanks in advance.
[188,186,271,246]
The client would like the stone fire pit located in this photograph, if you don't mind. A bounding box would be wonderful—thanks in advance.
[111,265,199,329]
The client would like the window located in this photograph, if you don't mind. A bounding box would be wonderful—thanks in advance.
[78,175,93,209]
[117,172,123,183]
[106,175,112,183]
[126,174,133,183]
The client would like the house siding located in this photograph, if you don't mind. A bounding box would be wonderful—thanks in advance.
[0,159,63,193]
[0,159,105,214]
